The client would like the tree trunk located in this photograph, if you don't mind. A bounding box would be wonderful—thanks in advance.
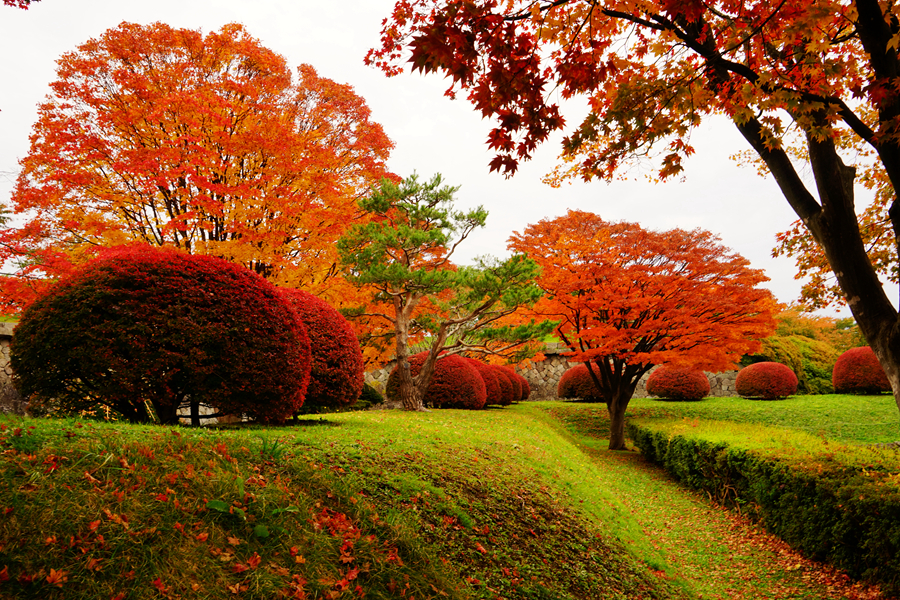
[607,384,635,450]
[190,398,200,427]
[735,115,900,425]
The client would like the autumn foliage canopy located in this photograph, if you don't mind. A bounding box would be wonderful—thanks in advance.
[510,210,775,448]
[10,246,311,424]
[1,21,392,312]
[371,0,900,418]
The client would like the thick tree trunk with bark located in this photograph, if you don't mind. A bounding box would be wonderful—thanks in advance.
[736,115,900,422]
[607,393,630,450]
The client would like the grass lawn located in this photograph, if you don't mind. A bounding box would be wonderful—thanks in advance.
[0,395,896,599]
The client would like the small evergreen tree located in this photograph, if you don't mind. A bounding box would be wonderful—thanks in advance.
[338,173,553,411]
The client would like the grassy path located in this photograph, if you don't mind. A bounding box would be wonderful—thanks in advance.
[537,405,890,600]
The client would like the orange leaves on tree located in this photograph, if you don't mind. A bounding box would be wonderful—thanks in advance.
[2,21,393,313]
[369,3,900,406]
[509,210,776,448]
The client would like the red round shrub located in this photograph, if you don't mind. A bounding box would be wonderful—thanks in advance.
[735,362,798,400]
[558,364,605,401]
[832,347,891,394]
[386,353,487,409]
[496,366,523,401]
[10,246,311,424]
[489,366,515,406]
[280,289,364,409]
[465,358,502,405]
[518,374,532,400]
[646,366,710,401]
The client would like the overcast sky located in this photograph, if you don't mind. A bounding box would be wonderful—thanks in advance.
[0,0,870,318]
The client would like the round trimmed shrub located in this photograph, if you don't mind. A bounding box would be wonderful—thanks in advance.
[11,246,311,424]
[519,374,532,400]
[465,358,502,405]
[496,366,522,402]
[386,353,487,409]
[489,365,516,406]
[646,366,710,401]
[735,362,798,400]
[280,288,364,409]
[832,346,891,394]
[558,364,605,402]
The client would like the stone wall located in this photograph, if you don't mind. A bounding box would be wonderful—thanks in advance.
[364,343,740,401]
[0,322,25,415]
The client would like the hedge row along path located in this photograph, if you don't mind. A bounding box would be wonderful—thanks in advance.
[542,405,888,600]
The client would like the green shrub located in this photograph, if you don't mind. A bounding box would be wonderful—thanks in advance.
[735,362,798,399]
[832,346,891,394]
[629,421,900,593]
[646,366,709,400]
[10,246,311,424]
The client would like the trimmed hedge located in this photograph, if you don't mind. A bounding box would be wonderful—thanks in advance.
[490,366,516,406]
[832,347,891,394]
[646,366,710,401]
[11,246,311,424]
[280,288,364,409]
[558,364,604,402]
[465,358,502,405]
[735,362,798,399]
[386,353,487,409]
[629,421,900,593]
[519,374,532,400]
[496,366,523,402]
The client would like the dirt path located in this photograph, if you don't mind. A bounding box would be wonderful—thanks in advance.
[546,409,892,600]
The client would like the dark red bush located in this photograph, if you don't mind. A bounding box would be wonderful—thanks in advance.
[518,374,532,400]
[465,358,502,405]
[646,366,710,401]
[386,352,487,409]
[489,366,515,406]
[496,366,522,401]
[280,288,364,409]
[10,245,311,424]
[832,347,891,394]
[735,362,798,400]
[558,364,605,402]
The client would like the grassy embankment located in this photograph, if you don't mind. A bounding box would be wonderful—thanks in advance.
[0,394,897,599]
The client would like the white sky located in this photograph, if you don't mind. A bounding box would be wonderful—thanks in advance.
[0,0,868,318]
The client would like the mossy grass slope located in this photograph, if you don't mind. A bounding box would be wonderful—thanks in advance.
[0,410,684,600]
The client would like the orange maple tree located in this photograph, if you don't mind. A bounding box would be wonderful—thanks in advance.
[509,210,776,449]
[1,21,393,311]
[370,0,900,416]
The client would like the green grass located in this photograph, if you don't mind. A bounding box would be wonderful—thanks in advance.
[0,410,687,600]
[625,394,900,444]
[0,396,895,600]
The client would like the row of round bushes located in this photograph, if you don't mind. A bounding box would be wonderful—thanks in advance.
[558,345,891,402]
[384,352,530,409]
[11,246,365,424]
